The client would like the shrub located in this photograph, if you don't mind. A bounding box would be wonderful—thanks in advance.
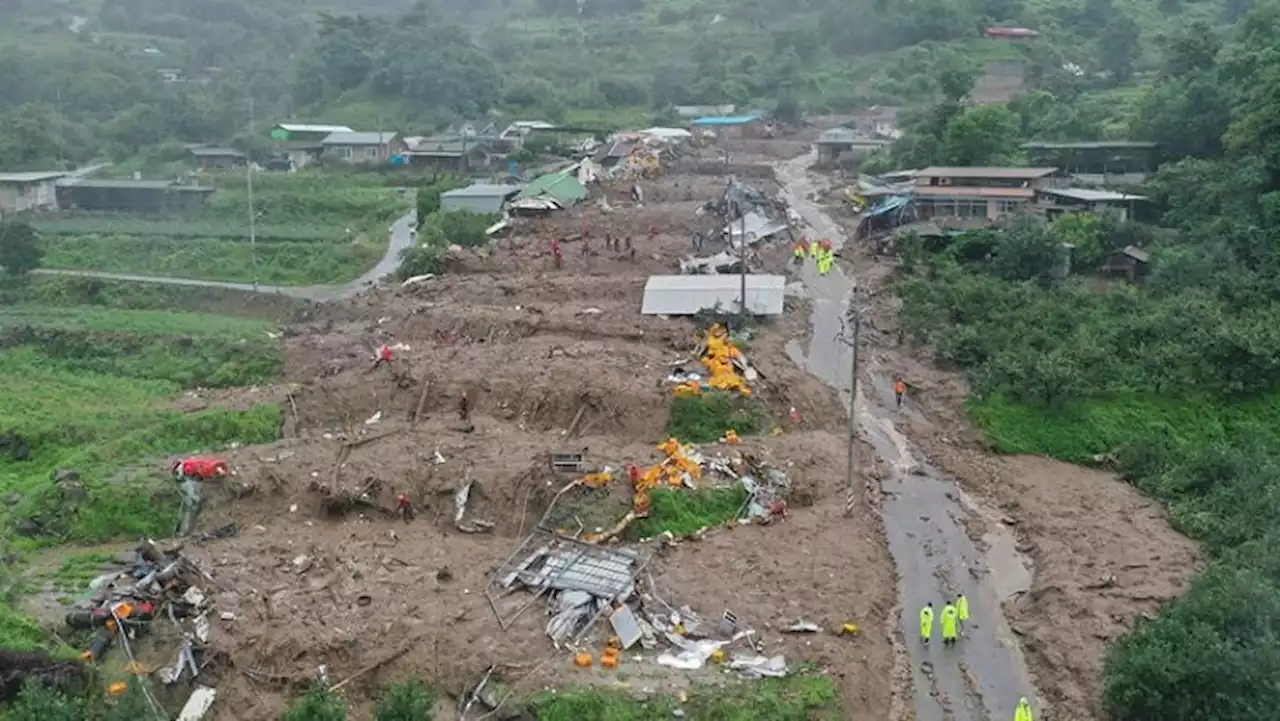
[665,392,763,443]
[281,686,347,721]
[1,682,89,721]
[374,681,436,721]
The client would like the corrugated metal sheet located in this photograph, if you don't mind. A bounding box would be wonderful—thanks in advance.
[641,275,786,316]
[916,166,1058,179]
[322,131,399,146]
[1037,187,1145,202]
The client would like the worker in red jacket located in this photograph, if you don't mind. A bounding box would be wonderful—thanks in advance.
[171,457,227,536]
[372,344,395,371]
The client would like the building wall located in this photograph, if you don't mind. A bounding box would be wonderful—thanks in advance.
[917,196,1029,220]
[441,194,506,214]
[0,180,58,213]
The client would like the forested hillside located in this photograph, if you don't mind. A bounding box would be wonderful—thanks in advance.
[0,0,1255,168]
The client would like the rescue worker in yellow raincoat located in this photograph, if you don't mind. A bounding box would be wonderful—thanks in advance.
[810,238,822,258]
[1015,697,1034,721]
[818,251,832,276]
[957,594,970,628]
[941,600,959,645]
[793,239,809,265]
[919,603,934,644]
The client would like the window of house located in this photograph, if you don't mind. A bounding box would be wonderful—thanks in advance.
[364,147,380,160]
[334,147,352,159]
[997,200,1023,215]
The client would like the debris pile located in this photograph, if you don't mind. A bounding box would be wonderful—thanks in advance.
[672,324,754,397]
[62,539,223,718]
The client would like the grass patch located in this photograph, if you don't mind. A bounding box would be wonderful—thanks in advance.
[630,486,748,539]
[30,216,346,243]
[0,276,306,319]
[665,392,764,444]
[968,391,1280,464]
[40,234,384,286]
[530,672,842,720]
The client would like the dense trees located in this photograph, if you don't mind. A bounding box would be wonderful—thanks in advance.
[891,2,1280,717]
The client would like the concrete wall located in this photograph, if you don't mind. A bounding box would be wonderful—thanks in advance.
[0,180,58,213]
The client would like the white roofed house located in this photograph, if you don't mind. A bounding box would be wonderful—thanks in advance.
[0,172,67,213]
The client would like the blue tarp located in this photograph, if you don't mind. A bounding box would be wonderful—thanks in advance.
[866,195,909,218]
[691,115,762,125]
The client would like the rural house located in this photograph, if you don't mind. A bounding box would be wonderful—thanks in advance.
[814,128,891,166]
[0,171,66,213]
[55,178,214,214]
[1035,187,1148,222]
[404,138,492,173]
[911,167,1061,220]
[322,131,406,164]
[691,115,768,139]
[1021,141,1157,184]
[270,123,354,169]
[187,146,246,170]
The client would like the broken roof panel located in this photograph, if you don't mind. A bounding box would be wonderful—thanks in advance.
[515,170,588,205]
[723,211,789,247]
[642,275,786,316]
[1037,187,1146,203]
[276,123,353,134]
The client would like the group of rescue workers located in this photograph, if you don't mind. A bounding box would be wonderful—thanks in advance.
[792,236,835,275]
[920,596,1035,720]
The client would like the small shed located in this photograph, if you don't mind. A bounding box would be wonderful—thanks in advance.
[440,184,522,214]
[641,274,786,316]
[1101,245,1151,282]
[55,179,214,214]
[0,171,66,213]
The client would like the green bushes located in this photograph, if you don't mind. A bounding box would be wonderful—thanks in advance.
[40,233,383,286]
[665,392,763,443]
[630,486,748,538]
[374,681,436,721]
[281,686,347,721]
[531,674,842,720]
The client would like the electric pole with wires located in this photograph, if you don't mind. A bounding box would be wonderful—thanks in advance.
[835,291,868,517]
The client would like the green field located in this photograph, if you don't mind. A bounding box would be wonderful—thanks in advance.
[0,305,283,547]
[31,175,410,286]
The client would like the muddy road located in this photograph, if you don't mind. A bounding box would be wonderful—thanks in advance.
[775,151,1039,721]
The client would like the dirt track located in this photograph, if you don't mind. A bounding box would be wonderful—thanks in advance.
[174,157,897,720]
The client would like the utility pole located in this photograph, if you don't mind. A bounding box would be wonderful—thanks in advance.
[836,295,866,518]
[738,200,748,319]
[247,96,259,290]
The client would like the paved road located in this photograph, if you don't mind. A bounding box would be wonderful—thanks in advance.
[775,152,1039,721]
[34,213,417,302]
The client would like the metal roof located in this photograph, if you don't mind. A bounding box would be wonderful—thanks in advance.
[441,183,523,199]
[276,123,353,134]
[56,178,213,192]
[691,115,762,126]
[188,147,244,157]
[1038,187,1147,203]
[0,171,66,183]
[1021,141,1157,150]
[322,131,400,146]
[516,170,588,204]
[916,167,1059,179]
[641,275,786,316]
[913,186,1035,199]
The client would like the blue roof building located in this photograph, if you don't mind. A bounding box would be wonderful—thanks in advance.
[690,115,762,126]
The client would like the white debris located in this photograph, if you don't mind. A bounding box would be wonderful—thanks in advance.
[182,587,207,609]
[219,612,236,621]
[176,686,216,721]
[193,612,210,643]
[400,273,435,288]
[364,411,382,425]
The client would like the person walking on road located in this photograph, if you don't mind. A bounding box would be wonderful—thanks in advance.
[894,377,907,409]
[1015,697,1034,721]
[957,594,970,630]
[941,600,959,645]
[919,603,934,644]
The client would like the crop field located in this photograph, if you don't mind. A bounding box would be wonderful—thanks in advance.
[34,175,410,285]
[0,305,283,546]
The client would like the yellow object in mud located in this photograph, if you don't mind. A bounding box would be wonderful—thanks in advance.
[725,429,741,444]
[107,682,129,696]
[840,623,861,636]
[582,471,612,488]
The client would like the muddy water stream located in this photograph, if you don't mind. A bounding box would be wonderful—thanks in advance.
[776,152,1038,721]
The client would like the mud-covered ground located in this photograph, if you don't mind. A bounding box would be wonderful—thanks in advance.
[826,185,1203,720]
[171,160,897,720]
